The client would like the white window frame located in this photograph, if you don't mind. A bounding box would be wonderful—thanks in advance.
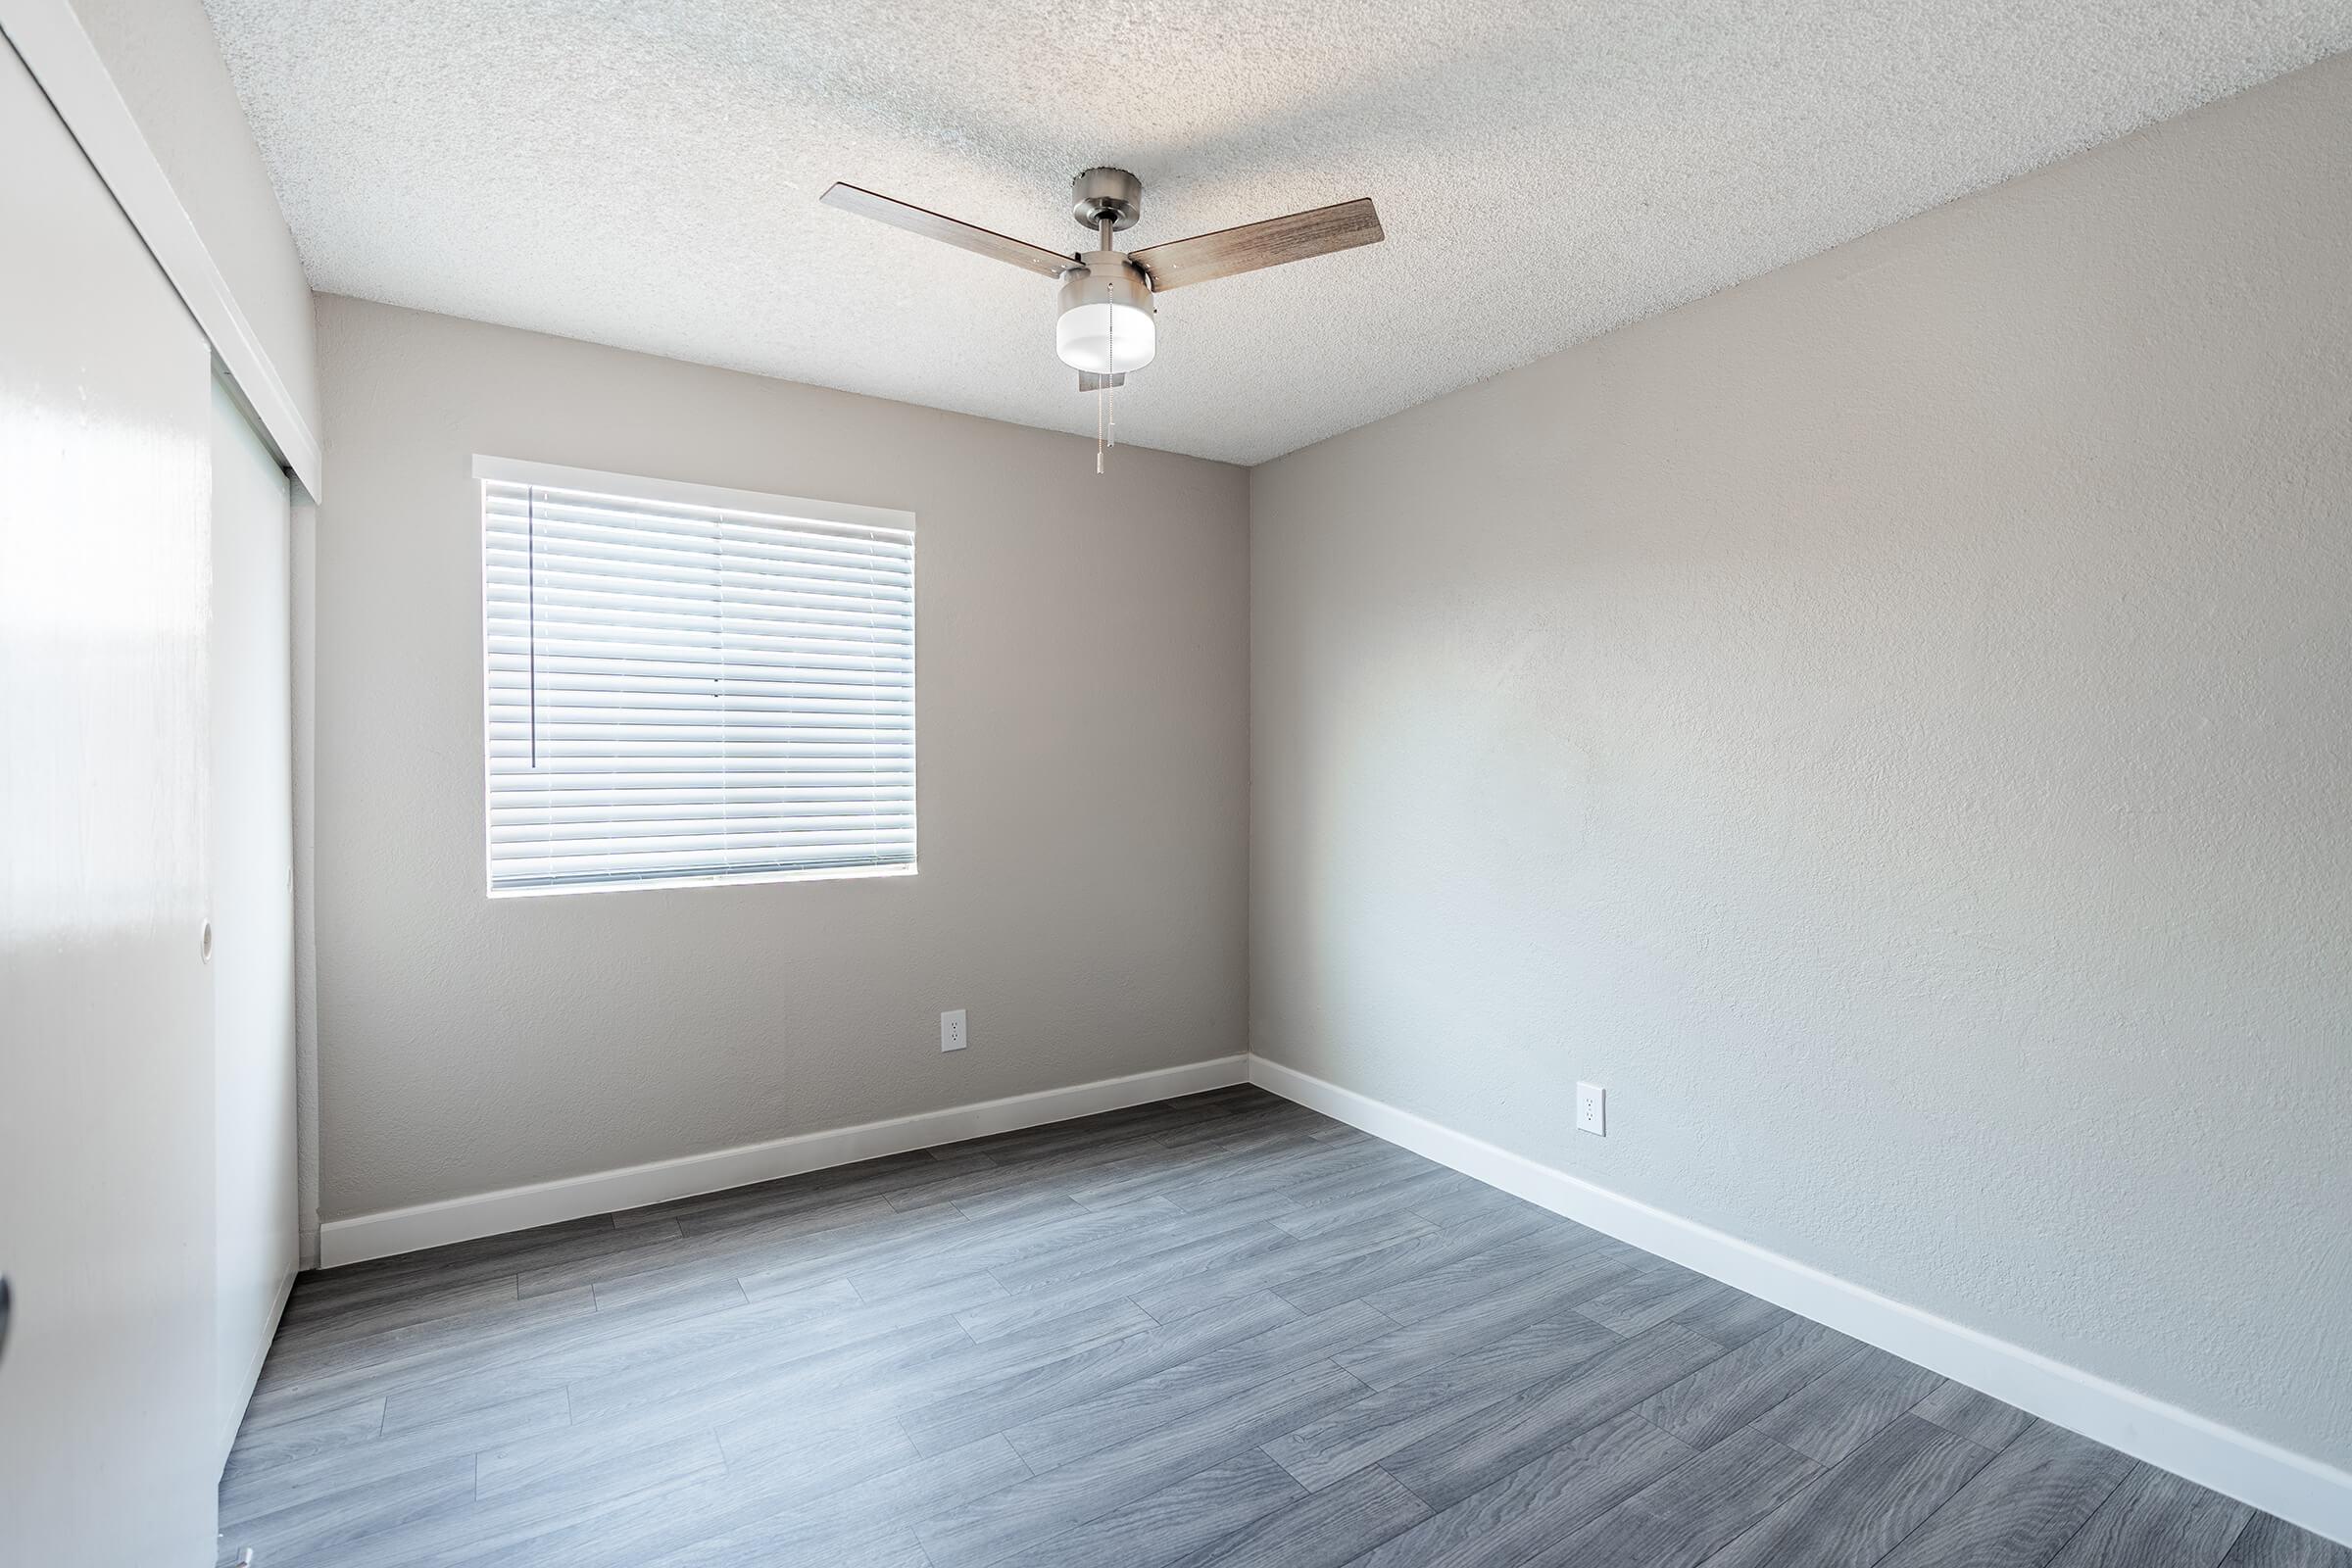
[475,455,917,899]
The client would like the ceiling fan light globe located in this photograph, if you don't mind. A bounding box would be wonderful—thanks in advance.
[1055,257,1157,374]
[1056,300,1156,374]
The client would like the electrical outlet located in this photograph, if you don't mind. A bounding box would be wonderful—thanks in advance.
[1576,1082,1605,1136]
[940,1008,968,1053]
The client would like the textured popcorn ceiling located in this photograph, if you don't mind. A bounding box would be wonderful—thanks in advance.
[204,1,2352,465]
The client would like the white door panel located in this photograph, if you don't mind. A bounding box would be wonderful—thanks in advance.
[0,29,219,1565]
[211,375,296,1465]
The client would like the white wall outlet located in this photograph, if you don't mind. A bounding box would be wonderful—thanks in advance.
[1577,1082,1605,1136]
[940,1008,968,1053]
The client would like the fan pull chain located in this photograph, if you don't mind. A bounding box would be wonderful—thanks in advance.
[1099,279,1111,474]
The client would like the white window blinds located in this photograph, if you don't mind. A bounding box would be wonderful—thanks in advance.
[477,457,915,896]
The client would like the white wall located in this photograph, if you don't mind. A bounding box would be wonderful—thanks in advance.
[0,35,219,1561]
[312,296,1250,1224]
[1250,51,2352,1478]
[210,376,296,1459]
[64,0,320,469]
[291,493,321,1263]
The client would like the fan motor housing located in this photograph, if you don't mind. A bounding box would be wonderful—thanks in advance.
[1071,167,1143,232]
[1058,252,1154,318]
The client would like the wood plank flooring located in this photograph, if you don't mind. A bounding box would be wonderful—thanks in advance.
[221,1087,2347,1567]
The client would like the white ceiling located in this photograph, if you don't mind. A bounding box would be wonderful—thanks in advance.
[205,1,2352,466]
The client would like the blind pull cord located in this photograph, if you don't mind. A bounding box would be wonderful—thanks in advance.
[716,516,729,868]
[526,486,539,770]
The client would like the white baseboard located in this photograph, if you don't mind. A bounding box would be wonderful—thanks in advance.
[319,1055,1249,1269]
[1249,1054,2352,1549]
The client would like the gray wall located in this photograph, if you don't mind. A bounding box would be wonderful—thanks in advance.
[1250,55,2352,1470]
[313,296,1250,1222]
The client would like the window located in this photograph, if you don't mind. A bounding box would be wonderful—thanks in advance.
[477,457,915,896]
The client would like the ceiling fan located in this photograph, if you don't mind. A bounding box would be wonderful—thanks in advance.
[819,168,1384,392]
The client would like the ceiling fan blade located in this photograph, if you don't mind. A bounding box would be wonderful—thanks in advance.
[1129,198,1383,291]
[819,183,1077,278]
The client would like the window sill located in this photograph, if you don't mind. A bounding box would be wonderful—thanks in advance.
[487,862,917,900]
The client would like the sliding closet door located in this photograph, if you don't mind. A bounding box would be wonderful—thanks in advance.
[211,376,297,1463]
[0,31,219,1566]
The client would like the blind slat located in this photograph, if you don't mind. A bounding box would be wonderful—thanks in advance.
[493,806,916,827]
[483,473,914,894]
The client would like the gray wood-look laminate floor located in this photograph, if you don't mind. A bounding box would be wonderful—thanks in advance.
[221,1087,2346,1568]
